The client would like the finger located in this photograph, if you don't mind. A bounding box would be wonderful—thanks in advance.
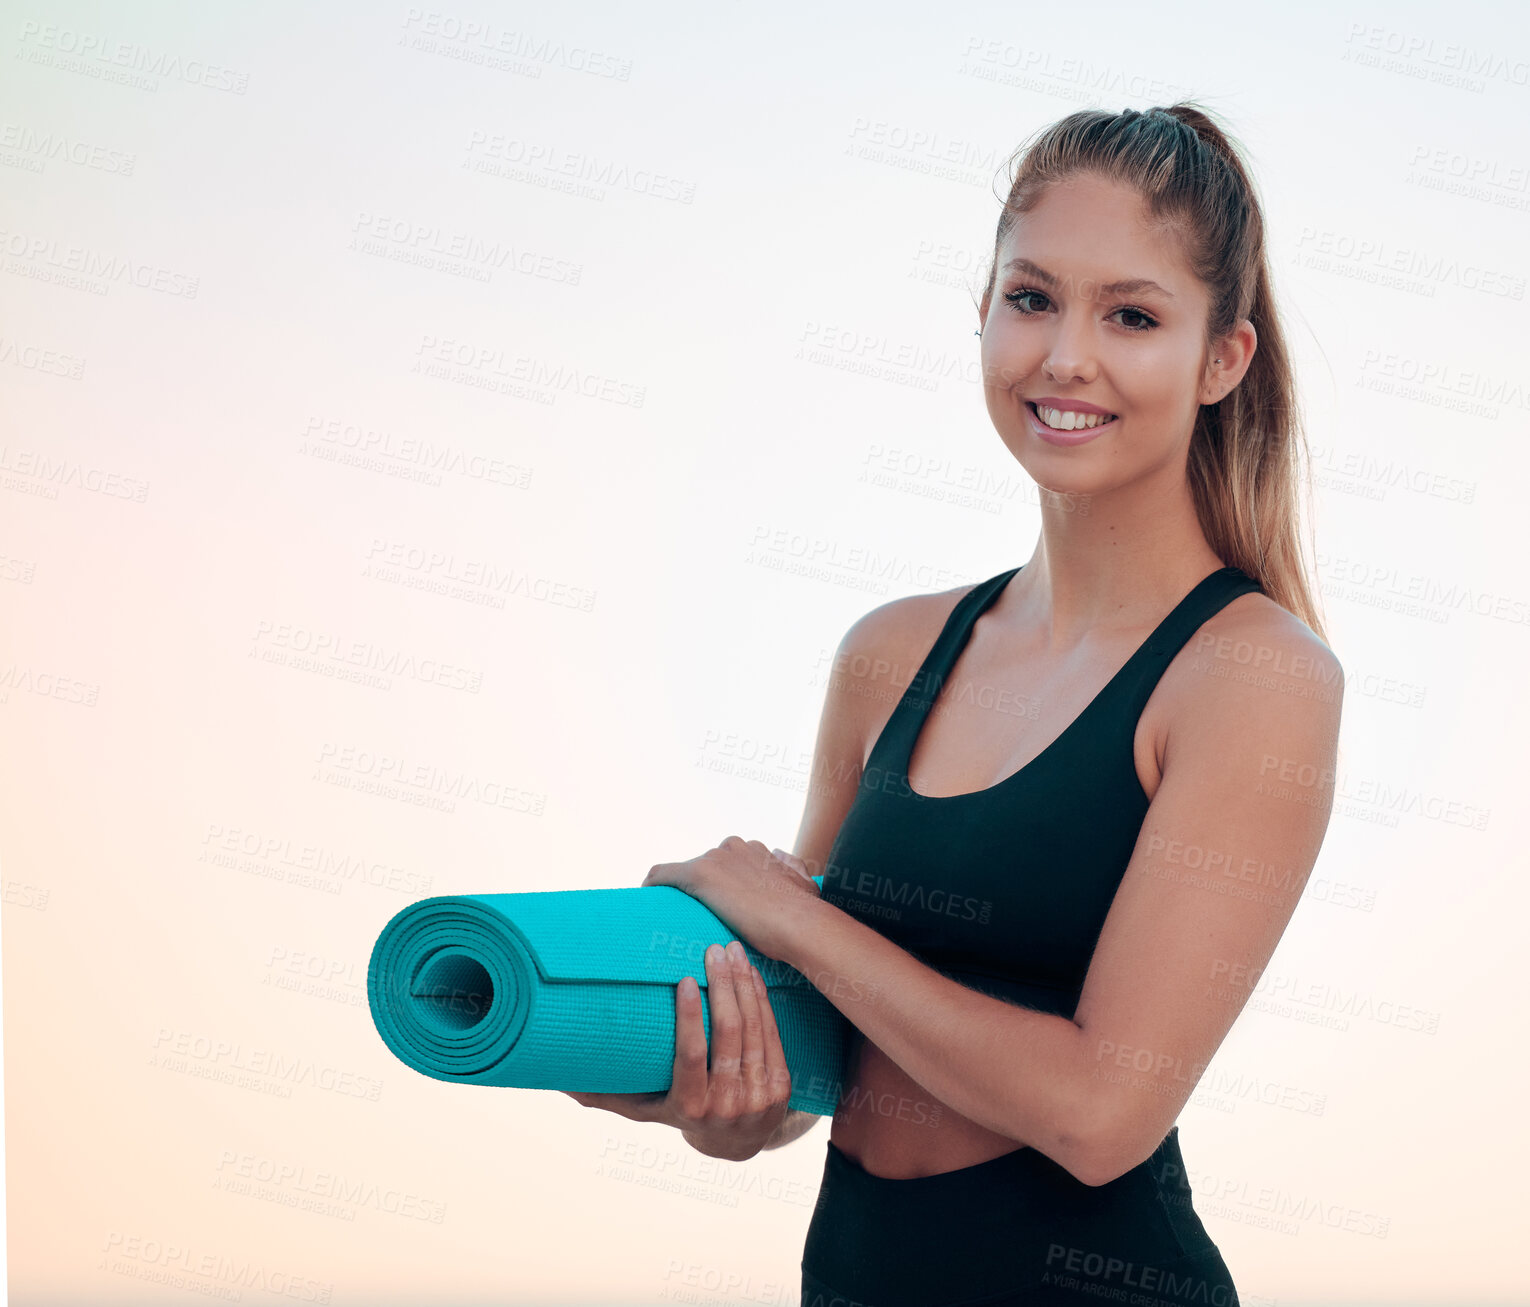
[728,941,767,1113]
[751,962,792,1106]
[670,974,709,1121]
[563,1090,645,1121]
[704,943,743,1113]
[771,847,815,883]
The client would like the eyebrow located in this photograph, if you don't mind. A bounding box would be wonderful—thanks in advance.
[1001,257,1175,299]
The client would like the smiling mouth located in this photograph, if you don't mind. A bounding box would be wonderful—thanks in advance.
[1027,401,1119,432]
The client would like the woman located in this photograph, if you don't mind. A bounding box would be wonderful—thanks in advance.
[568,102,1343,1307]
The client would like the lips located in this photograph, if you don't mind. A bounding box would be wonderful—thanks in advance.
[1029,395,1117,417]
[1026,401,1118,432]
[1024,401,1116,446]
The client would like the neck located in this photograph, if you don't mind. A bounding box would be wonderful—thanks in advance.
[1001,464,1225,647]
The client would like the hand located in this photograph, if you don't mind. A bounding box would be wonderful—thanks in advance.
[562,938,794,1162]
[641,836,823,963]
[769,846,815,884]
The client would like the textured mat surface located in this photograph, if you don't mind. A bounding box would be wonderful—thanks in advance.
[367,877,851,1114]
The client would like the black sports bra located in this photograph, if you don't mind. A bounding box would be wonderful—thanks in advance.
[820,563,1264,1019]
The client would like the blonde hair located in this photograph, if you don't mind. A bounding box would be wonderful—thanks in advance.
[978,102,1330,645]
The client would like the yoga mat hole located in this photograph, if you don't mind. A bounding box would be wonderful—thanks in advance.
[411,954,495,1032]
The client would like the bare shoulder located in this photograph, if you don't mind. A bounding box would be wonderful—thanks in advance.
[832,578,982,761]
[841,578,979,659]
[1156,588,1345,765]
[787,573,986,882]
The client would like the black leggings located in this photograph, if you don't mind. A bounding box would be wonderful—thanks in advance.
[801,1127,1239,1307]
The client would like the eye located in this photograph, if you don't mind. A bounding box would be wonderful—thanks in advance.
[1001,287,1158,332]
[1115,307,1158,332]
[1003,287,1049,315]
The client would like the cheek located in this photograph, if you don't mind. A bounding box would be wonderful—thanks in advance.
[977,336,1033,390]
[1114,346,1194,413]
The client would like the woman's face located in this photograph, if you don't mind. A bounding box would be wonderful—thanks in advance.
[979,171,1223,497]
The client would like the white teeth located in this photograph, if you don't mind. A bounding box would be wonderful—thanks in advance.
[1036,404,1116,431]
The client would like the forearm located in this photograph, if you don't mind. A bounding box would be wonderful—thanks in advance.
[778,896,1098,1176]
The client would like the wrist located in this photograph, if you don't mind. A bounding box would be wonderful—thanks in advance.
[774,890,832,973]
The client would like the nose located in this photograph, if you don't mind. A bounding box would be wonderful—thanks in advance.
[1042,316,1099,385]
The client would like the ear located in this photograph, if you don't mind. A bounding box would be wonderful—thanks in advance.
[1203,318,1257,405]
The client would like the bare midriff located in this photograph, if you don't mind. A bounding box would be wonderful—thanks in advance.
[826,1026,1031,1179]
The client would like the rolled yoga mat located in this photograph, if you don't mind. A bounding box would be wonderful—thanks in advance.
[367,876,851,1115]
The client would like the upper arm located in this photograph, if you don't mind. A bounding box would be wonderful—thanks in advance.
[786,616,877,880]
[777,611,885,1139]
[1069,604,1345,1186]
[783,587,972,1132]
[788,586,970,875]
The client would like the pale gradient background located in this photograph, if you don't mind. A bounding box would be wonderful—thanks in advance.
[3,0,1528,1304]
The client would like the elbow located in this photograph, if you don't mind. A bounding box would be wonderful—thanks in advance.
[1057,1093,1155,1189]
[1017,1028,1161,1187]
[1068,1135,1134,1189]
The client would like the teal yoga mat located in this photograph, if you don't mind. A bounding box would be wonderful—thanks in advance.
[367,877,851,1115]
